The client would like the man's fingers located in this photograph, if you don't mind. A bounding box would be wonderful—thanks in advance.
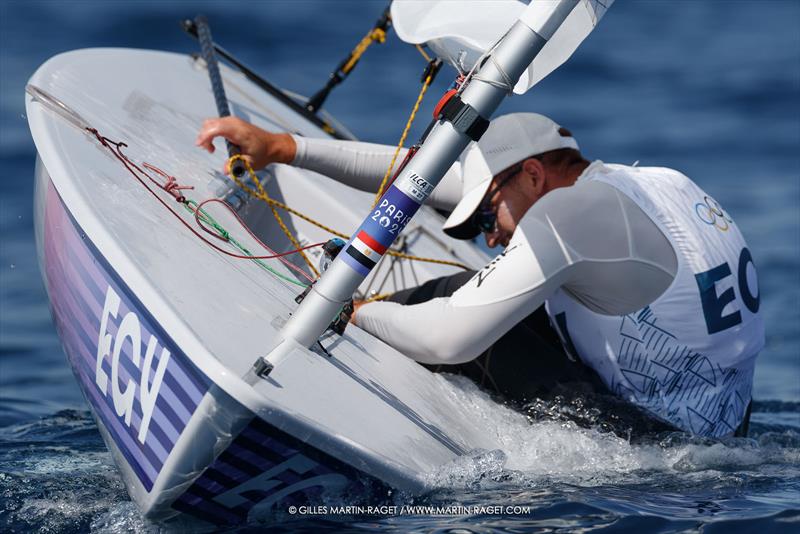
[195,117,242,153]
[195,120,222,152]
[197,139,215,153]
[197,117,269,175]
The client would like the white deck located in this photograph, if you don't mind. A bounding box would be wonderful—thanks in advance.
[28,48,501,518]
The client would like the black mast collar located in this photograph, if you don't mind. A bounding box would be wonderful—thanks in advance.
[438,94,489,141]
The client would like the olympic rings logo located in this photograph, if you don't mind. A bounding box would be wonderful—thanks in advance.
[695,196,732,232]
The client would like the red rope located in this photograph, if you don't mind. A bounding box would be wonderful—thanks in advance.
[378,145,418,198]
[87,128,321,281]
[142,162,194,203]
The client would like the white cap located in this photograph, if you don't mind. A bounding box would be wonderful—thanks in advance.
[442,113,579,239]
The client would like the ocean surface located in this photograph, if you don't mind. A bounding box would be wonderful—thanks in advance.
[1,1,799,532]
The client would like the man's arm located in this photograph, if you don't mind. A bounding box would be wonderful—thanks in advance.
[354,180,678,364]
[355,218,574,364]
[291,135,463,211]
[195,116,463,211]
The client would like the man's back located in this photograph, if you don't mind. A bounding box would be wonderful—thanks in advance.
[545,162,764,436]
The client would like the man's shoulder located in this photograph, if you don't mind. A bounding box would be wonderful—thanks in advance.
[518,179,623,238]
[533,176,617,212]
[600,162,695,185]
[577,162,707,205]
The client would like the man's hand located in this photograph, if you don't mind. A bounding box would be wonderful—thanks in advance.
[195,117,296,175]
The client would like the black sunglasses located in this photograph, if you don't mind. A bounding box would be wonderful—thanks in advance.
[470,162,523,233]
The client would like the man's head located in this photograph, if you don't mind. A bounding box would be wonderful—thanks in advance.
[443,113,588,247]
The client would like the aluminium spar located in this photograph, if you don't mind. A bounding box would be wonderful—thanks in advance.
[266,0,588,360]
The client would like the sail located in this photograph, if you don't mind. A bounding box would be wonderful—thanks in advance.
[391,0,613,94]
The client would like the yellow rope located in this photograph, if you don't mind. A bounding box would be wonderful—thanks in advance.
[230,155,320,277]
[342,28,386,74]
[386,251,466,269]
[223,56,470,274]
[227,159,348,238]
[388,253,466,269]
[225,158,469,271]
[415,44,432,62]
[372,71,435,208]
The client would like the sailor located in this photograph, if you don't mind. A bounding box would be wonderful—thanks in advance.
[196,113,764,438]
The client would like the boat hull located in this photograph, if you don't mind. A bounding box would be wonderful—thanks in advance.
[36,165,390,522]
[28,48,499,524]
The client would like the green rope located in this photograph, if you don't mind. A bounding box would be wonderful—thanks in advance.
[183,200,310,288]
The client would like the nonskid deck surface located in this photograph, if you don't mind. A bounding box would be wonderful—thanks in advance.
[28,48,496,521]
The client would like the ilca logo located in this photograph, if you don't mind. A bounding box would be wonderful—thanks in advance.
[695,195,732,232]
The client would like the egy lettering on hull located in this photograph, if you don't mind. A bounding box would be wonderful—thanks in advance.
[27,47,502,525]
[38,176,385,522]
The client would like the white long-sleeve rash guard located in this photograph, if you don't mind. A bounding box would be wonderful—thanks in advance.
[290,138,678,366]
[291,135,463,211]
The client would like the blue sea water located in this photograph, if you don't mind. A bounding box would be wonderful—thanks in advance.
[1,0,799,532]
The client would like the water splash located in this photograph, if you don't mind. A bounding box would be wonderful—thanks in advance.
[1,391,798,531]
[425,375,800,492]
[0,411,127,532]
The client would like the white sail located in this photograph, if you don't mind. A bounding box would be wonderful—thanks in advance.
[391,0,613,94]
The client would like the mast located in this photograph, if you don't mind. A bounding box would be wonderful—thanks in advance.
[262,0,582,365]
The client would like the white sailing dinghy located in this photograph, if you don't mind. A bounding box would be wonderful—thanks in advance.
[26,0,611,524]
